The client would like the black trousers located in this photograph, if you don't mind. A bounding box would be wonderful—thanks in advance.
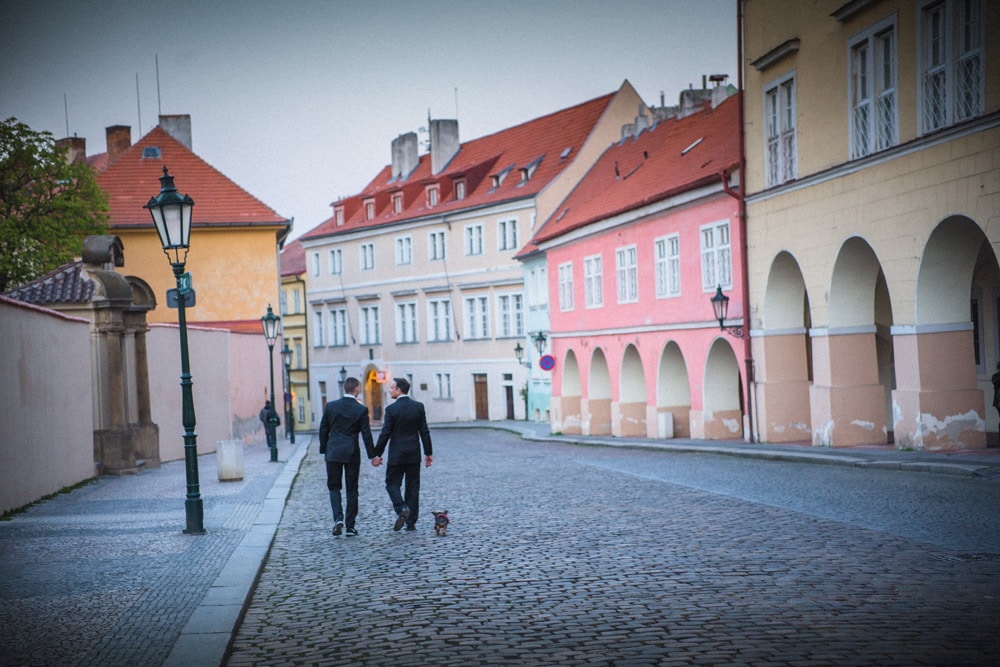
[326,459,361,529]
[385,462,421,526]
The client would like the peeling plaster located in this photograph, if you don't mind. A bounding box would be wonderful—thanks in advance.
[773,424,785,433]
[722,418,740,433]
[813,420,834,447]
[918,410,984,440]
[851,420,875,431]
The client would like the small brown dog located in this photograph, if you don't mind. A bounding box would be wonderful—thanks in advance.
[432,510,449,537]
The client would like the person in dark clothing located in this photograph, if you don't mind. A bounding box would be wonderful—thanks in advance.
[372,377,433,531]
[318,377,376,536]
[992,362,1000,420]
[259,400,279,447]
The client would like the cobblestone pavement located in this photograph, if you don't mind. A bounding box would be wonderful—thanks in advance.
[227,429,1000,667]
[0,438,298,667]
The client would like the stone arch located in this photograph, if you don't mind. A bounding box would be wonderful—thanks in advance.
[587,348,612,435]
[702,338,743,439]
[617,344,647,437]
[557,349,582,434]
[916,216,991,325]
[125,275,156,311]
[656,340,691,438]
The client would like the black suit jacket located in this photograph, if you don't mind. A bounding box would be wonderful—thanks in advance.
[374,395,432,465]
[319,395,375,464]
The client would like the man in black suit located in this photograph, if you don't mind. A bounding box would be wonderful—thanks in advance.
[373,377,433,531]
[318,376,376,537]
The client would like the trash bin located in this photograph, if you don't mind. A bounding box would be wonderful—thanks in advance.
[217,440,244,481]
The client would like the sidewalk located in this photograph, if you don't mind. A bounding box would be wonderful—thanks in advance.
[2,423,998,667]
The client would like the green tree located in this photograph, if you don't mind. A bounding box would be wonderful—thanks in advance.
[0,117,109,292]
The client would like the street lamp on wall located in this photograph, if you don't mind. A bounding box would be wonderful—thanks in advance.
[261,305,281,462]
[281,343,295,445]
[338,366,347,396]
[532,330,548,356]
[710,285,745,338]
[144,167,203,535]
[514,342,531,368]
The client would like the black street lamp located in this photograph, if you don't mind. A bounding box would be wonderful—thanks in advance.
[338,366,347,396]
[261,304,281,462]
[710,285,745,338]
[281,343,295,444]
[144,167,204,535]
[514,342,531,368]
[532,331,548,356]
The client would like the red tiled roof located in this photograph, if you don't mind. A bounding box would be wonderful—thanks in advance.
[96,126,289,229]
[280,238,306,277]
[303,92,618,240]
[3,260,93,304]
[531,94,741,245]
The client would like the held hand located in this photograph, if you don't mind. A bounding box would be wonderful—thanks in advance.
[371,456,382,467]
[425,455,433,468]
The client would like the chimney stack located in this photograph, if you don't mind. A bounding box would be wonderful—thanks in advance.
[105,125,131,166]
[55,136,87,165]
[430,119,459,175]
[159,114,192,150]
[391,132,419,180]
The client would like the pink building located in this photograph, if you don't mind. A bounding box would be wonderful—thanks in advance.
[532,91,749,440]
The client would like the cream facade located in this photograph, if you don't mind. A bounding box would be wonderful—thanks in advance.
[743,0,999,449]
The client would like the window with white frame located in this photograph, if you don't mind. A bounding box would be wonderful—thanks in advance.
[655,234,681,298]
[312,252,320,277]
[427,298,452,342]
[297,396,305,422]
[764,74,796,187]
[426,185,439,208]
[434,372,452,399]
[558,262,574,311]
[330,308,348,346]
[464,296,490,339]
[335,207,344,226]
[364,199,375,220]
[280,290,287,315]
[454,180,466,200]
[395,235,412,265]
[464,224,483,256]
[616,246,638,303]
[392,192,403,214]
[428,230,446,261]
[313,310,325,346]
[396,302,418,343]
[360,305,380,345]
[295,341,302,367]
[329,248,342,275]
[850,18,897,159]
[700,221,732,291]
[919,0,984,134]
[293,289,301,313]
[498,293,524,337]
[584,255,603,308]
[360,242,374,271]
[498,219,518,251]
[535,266,548,305]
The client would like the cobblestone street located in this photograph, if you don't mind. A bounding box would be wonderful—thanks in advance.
[226,429,1000,666]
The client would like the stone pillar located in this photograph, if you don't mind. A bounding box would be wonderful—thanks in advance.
[809,329,887,446]
[754,331,812,443]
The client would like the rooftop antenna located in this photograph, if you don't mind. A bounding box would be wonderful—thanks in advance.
[136,73,142,133]
[63,93,69,137]
[155,54,162,117]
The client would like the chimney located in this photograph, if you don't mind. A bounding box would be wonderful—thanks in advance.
[55,136,87,165]
[391,132,419,180]
[430,119,459,175]
[159,114,192,150]
[106,125,131,166]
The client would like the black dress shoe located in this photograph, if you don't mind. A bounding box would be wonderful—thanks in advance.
[345,527,358,537]
[405,524,416,531]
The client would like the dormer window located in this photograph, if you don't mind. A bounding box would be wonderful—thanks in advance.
[364,198,375,221]
[335,206,345,226]
[426,185,439,208]
[560,147,572,159]
[454,179,466,200]
[491,166,513,190]
[142,146,161,159]
[392,192,403,214]
[519,157,543,184]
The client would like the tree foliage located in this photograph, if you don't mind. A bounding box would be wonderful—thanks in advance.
[0,117,109,292]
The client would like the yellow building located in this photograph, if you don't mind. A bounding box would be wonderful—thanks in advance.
[280,239,313,432]
[742,0,999,449]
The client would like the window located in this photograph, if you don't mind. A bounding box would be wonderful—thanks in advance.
[919,0,984,133]
[312,252,320,277]
[435,372,452,399]
[392,192,403,214]
[655,235,680,298]
[429,230,446,261]
[498,293,524,337]
[396,302,418,343]
[426,185,439,208]
[764,74,796,187]
[464,296,490,339]
[360,243,374,271]
[454,179,466,200]
[329,248,342,275]
[465,224,483,256]
[498,219,518,251]
[295,341,303,367]
[558,262,574,312]
[280,290,287,315]
[584,255,603,308]
[294,290,301,313]
[530,266,548,306]
[616,246,638,303]
[364,199,375,220]
[701,221,732,291]
[335,207,344,226]
[395,235,412,265]
[427,298,452,342]
[360,305,380,345]
[313,310,325,346]
[850,19,897,159]
[297,396,305,422]
[330,308,348,347]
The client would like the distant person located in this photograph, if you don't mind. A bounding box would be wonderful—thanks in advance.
[259,400,279,447]
[318,377,377,537]
[992,362,1000,420]
[372,378,433,531]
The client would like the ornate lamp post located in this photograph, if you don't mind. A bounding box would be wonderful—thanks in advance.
[710,285,744,338]
[144,167,204,535]
[281,343,295,444]
[338,366,348,396]
[261,305,281,462]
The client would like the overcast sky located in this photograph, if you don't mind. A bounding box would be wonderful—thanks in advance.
[1,0,737,241]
